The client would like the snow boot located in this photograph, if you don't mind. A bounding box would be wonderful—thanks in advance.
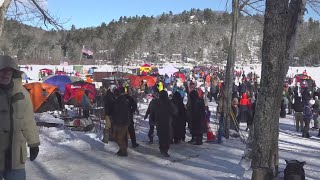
[192,137,203,145]
[148,137,153,144]
[117,152,128,157]
[132,143,140,148]
[161,151,170,157]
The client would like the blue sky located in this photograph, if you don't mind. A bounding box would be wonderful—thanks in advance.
[47,0,319,29]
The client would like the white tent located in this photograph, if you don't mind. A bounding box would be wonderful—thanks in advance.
[158,64,178,76]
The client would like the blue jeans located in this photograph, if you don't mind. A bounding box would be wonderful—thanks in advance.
[0,169,26,180]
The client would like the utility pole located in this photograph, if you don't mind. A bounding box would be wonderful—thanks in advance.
[223,0,239,139]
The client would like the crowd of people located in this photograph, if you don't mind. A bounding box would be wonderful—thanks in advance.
[2,53,319,179]
[93,66,263,157]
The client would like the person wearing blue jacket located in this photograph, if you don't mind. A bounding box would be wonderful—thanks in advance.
[303,99,314,138]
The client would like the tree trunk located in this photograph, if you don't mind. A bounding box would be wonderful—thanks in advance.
[251,0,306,179]
[223,0,239,138]
[0,0,11,37]
[251,0,289,179]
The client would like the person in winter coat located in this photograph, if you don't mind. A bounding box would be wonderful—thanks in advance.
[102,88,115,143]
[230,98,239,131]
[144,94,159,144]
[287,87,293,114]
[82,89,92,118]
[154,90,177,157]
[293,96,304,132]
[0,55,40,179]
[247,97,256,131]
[172,83,178,94]
[183,81,189,95]
[312,96,320,129]
[238,93,250,130]
[187,90,206,145]
[177,86,185,100]
[280,91,289,118]
[120,87,139,148]
[238,82,247,97]
[171,92,187,143]
[111,89,130,157]
[303,99,314,138]
[232,82,239,100]
[301,87,312,105]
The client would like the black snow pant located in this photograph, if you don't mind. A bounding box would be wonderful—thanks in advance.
[148,125,155,140]
[157,126,170,153]
[128,115,138,146]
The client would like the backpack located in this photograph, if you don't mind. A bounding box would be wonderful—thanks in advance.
[284,160,305,180]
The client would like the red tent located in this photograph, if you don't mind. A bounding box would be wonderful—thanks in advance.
[64,81,96,106]
[39,68,53,75]
[126,75,157,88]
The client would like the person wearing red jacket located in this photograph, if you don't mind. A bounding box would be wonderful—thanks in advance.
[238,93,252,131]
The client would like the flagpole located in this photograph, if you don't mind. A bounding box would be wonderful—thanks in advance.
[79,45,84,65]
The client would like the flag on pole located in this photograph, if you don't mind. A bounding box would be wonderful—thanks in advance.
[82,46,94,59]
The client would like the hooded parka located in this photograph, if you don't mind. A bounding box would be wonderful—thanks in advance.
[0,55,40,171]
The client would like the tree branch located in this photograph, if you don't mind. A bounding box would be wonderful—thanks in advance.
[307,0,320,16]
[241,8,264,25]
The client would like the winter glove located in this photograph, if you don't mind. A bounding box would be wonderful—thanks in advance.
[30,146,39,161]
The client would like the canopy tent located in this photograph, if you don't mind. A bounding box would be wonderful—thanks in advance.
[39,68,54,76]
[126,75,157,88]
[159,64,179,76]
[139,64,152,74]
[23,82,62,113]
[43,75,83,93]
[64,81,96,106]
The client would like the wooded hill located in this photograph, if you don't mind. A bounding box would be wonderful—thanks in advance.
[0,8,319,66]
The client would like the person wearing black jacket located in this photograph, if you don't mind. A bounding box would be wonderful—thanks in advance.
[187,90,206,145]
[301,87,311,105]
[293,96,304,132]
[144,94,159,144]
[111,89,130,156]
[119,87,139,148]
[154,90,177,157]
[171,92,187,143]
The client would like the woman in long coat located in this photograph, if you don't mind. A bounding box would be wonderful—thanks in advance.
[187,90,206,145]
[154,90,177,157]
[171,92,187,143]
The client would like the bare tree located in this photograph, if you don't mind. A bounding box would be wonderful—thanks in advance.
[0,0,11,36]
[0,0,62,37]
[250,0,307,179]
[223,0,239,139]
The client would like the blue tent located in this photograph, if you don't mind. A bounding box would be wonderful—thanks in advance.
[43,75,73,93]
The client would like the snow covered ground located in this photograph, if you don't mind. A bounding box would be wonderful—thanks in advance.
[25,100,320,180]
[21,64,320,179]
